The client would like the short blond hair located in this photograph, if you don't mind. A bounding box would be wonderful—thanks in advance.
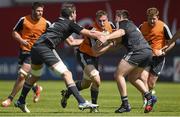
[147,7,159,17]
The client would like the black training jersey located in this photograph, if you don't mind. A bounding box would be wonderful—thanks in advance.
[36,17,83,48]
[119,20,151,51]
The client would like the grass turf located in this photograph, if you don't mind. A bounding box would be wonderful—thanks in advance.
[0,80,180,116]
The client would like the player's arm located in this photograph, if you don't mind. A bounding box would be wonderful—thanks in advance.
[161,25,176,54]
[65,35,83,46]
[91,40,114,57]
[104,29,125,41]
[80,28,105,42]
[92,37,122,57]
[12,17,28,46]
[70,22,105,43]
[162,29,180,53]
[82,28,125,44]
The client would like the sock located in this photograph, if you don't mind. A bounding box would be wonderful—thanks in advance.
[31,85,37,93]
[91,87,99,104]
[67,84,85,104]
[144,92,152,100]
[65,80,83,98]
[18,82,33,104]
[8,95,14,101]
[121,96,129,106]
[75,80,83,91]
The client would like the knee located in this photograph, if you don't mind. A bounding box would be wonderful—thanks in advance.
[62,70,72,78]
[89,70,101,87]
[18,68,29,79]
[93,79,101,88]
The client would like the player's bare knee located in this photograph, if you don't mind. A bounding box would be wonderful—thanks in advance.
[61,70,72,79]
[89,69,100,78]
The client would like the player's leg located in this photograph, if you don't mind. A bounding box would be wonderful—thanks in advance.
[128,49,156,113]
[49,49,98,110]
[61,51,99,109]
[1,66,28,107]
[114,59,134,113]
[148,56,165,93]
[15,64,43,113]
[83,65,100,112]
[14,44,46,113]
[127,67,157,113]
[1,52,31,107]
[148,73,158,92]
[128,67,150,107]
[52,60,98,110]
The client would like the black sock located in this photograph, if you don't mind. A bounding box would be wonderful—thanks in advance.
[144,92,152,100]
[91,87,99,104]
[18,82,33,104]
[75,80,83,91]
[8,95,14,101]
[121,96,129,106]
[67,84,85,104]
[31,85,37,93]
[66,80,83,97]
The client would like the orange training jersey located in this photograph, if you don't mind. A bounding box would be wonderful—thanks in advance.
[79,20,114,57]
[13,15,49,51]
[140,20,172,54]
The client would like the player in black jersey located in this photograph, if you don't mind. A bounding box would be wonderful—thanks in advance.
[14,3,101,113]
[100,9,156,113]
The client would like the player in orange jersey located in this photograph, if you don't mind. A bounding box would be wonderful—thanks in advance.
[139,7,172,107]
[1,2,50,107]
[60,10,116,112]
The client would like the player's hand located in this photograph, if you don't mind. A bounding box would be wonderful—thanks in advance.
[20,39,29,46]
[90,30,107,43]
[161,45,168,52]
[154,49,165,56]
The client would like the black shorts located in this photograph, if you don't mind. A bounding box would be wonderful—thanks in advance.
[150,56,165,76]
[18,49,31,66]
[123,48,152,68]
[76,49,99,70]
[31,42,60,67]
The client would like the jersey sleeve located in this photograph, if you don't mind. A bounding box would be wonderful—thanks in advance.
[118,21,128,33]
[69,21,83,34]
[46,20,51,28]
[109,21,116,29]
[13,17,24,32]
[139,24,143,30]
[163,24,172,40]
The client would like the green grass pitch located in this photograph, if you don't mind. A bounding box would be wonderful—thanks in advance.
[0,81,180,116]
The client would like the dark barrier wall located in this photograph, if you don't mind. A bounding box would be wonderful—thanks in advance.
[0,0,180,81]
